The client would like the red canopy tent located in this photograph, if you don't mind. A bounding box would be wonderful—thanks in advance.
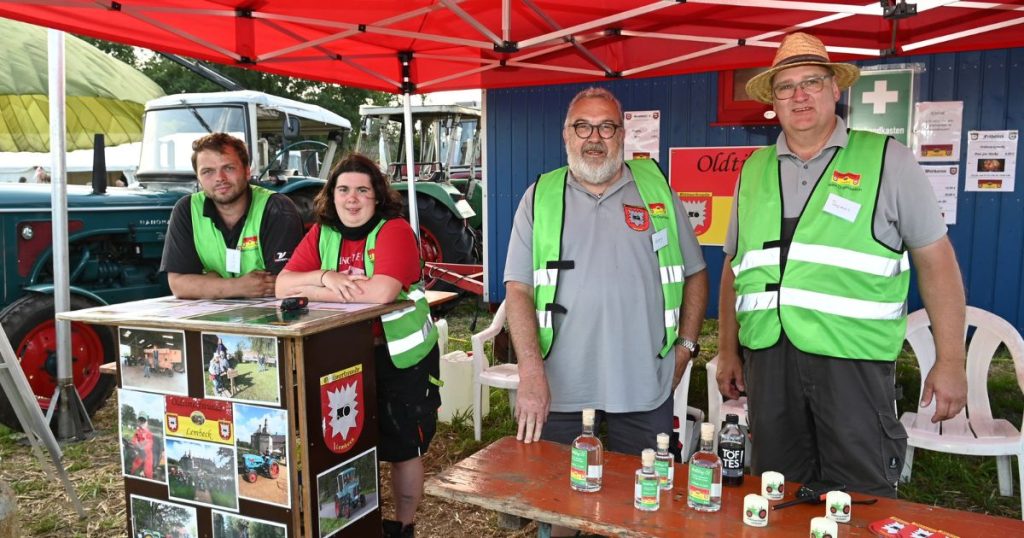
[1,1,1022,94]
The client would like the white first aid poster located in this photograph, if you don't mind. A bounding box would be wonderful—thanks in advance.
[965,130,1018,192]
[624,110,660,162]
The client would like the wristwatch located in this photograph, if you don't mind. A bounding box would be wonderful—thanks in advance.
[675,336,700,358]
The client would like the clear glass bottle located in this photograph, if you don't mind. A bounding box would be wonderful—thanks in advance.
[570,408,603,492]
[718,413,745,486]
[634,448,660,511]
[687,422,722,512]
[653,432,674,490]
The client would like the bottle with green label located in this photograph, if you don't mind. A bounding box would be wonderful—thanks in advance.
[634,448,660,511]
[570,408,603,492]
[687,422,722,512]
[654,432,674,490]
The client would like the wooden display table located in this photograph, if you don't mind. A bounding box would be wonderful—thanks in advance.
[62,296,409,538]
[426,436,1024,537]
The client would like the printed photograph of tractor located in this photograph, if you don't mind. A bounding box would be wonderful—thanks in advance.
[238,452,280,484]
[0,90,351,431]
[334,467,366,520]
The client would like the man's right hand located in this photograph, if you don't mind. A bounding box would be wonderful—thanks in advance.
[515,371,550,444]
[237,270,277,297]
[716,351,746,400]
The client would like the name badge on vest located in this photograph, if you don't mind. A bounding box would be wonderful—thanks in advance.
[823,193,860,223]
[651,228,668,252]
[226,248,242,274]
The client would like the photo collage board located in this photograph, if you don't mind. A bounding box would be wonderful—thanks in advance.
[118,323,292,538]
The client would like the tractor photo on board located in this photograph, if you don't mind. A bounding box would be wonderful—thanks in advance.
[334,467,366,520]
[0,90,351,431]
[238,452,281,483]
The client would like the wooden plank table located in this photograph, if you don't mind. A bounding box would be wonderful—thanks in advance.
[426,436,1023,537]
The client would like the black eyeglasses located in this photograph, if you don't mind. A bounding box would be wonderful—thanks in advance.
[569,121,622,139]
[772,74,833,100]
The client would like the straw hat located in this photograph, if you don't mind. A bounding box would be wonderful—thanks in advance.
[745,33,860,104]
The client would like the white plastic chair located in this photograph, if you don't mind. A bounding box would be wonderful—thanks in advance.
[672,359,703,462]
[900,306,1024,518]
[471,301,519,441]
[705,355,752,461]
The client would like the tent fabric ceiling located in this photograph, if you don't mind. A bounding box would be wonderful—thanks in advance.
[0,1,1022,94]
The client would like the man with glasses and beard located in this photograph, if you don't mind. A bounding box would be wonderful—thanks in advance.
[717,33,966,496]
[504,87,708,469]
[161,133,304,299]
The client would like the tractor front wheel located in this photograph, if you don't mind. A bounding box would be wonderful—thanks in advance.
[246,470,257,483]
[0,294,116,431]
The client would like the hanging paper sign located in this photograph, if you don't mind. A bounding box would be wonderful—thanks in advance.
[965,130,1018,192]
[624,110,661,161]
[321,364,365,455]
[913,101,963,162]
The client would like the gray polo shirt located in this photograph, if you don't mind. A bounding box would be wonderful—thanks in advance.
[504,165,706,413]
[724,116,947,256]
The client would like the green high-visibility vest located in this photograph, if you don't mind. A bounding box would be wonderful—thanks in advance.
[190,185,273,278]
[319,222,438,369]
[532,159,685,359]
[732,130,909,360]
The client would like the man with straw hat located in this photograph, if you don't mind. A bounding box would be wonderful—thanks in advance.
[716,32,967,496]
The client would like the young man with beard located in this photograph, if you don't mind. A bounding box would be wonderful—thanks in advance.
[504,87,708,464]
[161,133,304,298]
[717,33,966,496]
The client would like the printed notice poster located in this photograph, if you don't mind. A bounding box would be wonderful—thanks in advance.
[966,130,1018,192]
[922,165,959,225]
[913,101,963,162]
[624,110,660,161]
[669,146,761,245]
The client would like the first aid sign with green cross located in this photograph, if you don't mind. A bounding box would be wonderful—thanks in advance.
[846,68,915,146]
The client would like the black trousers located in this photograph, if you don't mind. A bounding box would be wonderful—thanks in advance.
[744,333,907,497]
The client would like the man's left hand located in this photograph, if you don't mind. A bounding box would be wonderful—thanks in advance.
[920,359,967,423]
[673,346,693,391]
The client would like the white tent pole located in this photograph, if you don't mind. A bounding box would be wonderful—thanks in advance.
[47,29,71,389]
[403,92,421,241]
[47,29,93,440]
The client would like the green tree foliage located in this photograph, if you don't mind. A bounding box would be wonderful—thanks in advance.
[79,37,393,132]
[248,336,276,359]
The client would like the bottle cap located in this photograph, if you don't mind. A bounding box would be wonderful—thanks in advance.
[725,414,740,424]
[700,422,715,440]
[582,408,595,425]
[656,432,669,450]
[641,448,655,466]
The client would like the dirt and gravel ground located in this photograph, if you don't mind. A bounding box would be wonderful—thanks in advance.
[0,396,537,537]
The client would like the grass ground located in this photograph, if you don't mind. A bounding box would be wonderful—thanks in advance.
[0,298,1020,537]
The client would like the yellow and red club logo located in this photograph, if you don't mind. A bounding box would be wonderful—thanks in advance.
[239,235,259,250]
[831,171,862,188]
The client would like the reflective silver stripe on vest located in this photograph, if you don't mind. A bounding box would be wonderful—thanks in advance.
[536,310,553,329]
[779,287,905,320]
[735,291,779,312]
[664,307,680,329]
[381,305,416,323]
[659,264,685,284]
[533,267,559,287]
[387,317,434,356]
[732,248,781,276]
[788,243,910,277]
[406,289,427,302]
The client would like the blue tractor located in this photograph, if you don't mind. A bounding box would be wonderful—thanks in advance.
[239,452,281,483]
[334,467,366,519]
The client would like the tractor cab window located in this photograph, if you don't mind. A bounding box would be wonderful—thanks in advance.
[138,105,247,175]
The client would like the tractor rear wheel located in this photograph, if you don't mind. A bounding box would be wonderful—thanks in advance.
[0,294,116,432]
[269,462,280,478]
[409,196,476,291]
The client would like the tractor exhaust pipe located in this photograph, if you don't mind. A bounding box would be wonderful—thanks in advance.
[91,133,106,195]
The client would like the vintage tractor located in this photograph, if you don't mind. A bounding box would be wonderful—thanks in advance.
[239,452,280,483]
[356,104,482,270]
[333,467,366,519]
[0,90,351,430]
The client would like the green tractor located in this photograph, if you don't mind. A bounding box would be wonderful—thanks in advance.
[334,467,365,520]
[356,104,482,269]
[0,90,351,430]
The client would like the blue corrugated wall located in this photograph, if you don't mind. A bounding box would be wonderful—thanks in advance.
[486,47,1024,332]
